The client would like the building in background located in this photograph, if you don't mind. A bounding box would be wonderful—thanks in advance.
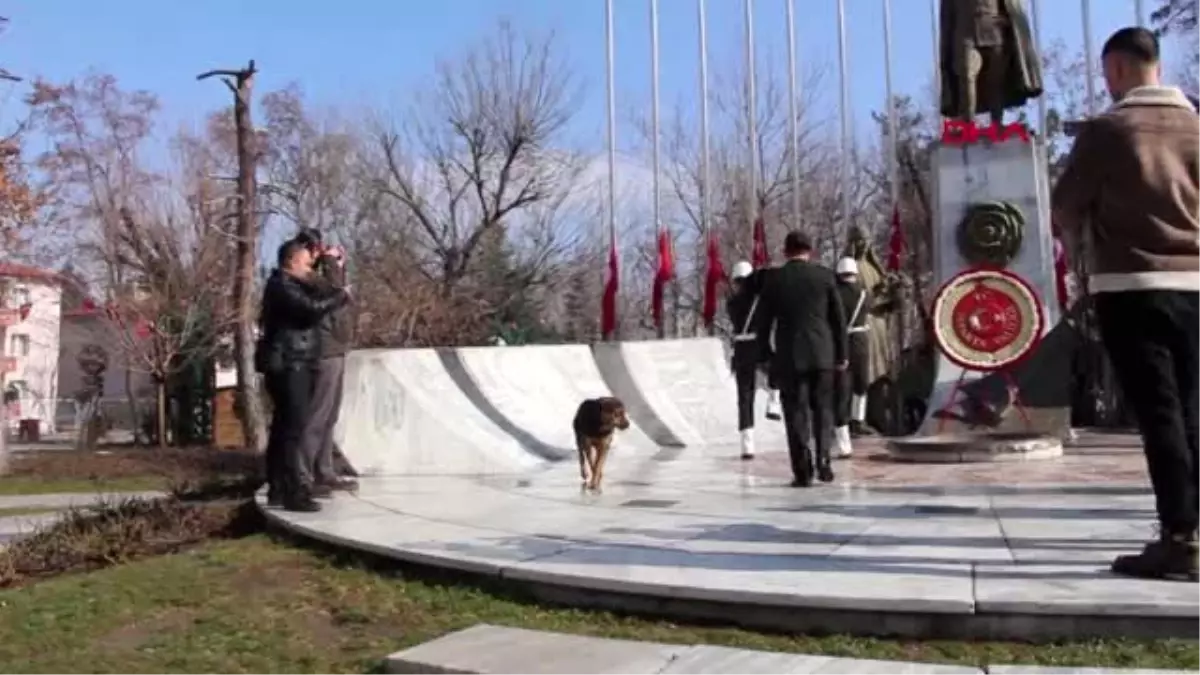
[0,263,63,438]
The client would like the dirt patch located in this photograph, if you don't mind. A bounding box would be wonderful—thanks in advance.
[100,609,199,653]
[10,446,260,483]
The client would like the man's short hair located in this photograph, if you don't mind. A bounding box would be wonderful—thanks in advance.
[294,227,323,250]
[1101,27,1160,65]
[277,238,308,269]
[783,230,813,255]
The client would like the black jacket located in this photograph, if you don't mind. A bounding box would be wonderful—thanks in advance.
[726,269,770,367]
[256,269,350,373]
[313,254,352,359]
[756,259,847,373]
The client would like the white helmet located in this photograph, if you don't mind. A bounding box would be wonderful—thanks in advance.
[731,260,753,280]
[835,257,858,276]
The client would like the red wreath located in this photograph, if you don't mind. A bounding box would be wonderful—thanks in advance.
[931,267,1044,373]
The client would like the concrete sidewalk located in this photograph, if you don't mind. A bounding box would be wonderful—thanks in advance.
[384,624,1193,674]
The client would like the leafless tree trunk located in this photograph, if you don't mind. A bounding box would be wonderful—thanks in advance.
[198,61,265,451]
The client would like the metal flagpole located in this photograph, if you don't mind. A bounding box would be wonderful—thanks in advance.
[698,0,713,336]
[1031,0,1047,135]
[744,0,759,246]
[650,0,664,338]
[785,0,800,230]
[1135,0,1145,26]
[836,0,851,249]
[930,0,941,123]
[605,0,618,310]
[882,0,898,210]
[1082,0,1097,116]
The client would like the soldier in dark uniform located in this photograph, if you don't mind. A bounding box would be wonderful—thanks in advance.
[727,261,780,459]
[756,232,847,486]
[833,257,872,455]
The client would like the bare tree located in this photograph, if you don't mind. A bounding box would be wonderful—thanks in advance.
[371,20,585,297]
[197,61,266,451]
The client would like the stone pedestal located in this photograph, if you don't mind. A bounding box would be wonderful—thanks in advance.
[918,137,1074,438]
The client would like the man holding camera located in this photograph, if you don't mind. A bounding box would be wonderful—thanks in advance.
[295,229,359,496]
[258,238,352,512]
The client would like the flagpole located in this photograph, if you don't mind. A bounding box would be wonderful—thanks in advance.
[650,0,665,339]
[836,0,851,250]
[785,0,800,232]
[744,0,759,250]
[882,0,898,210]
[1135,0,1145,26]
[1082,0,1097,116]
[930,0,941,124]
[1031,0,1047,135]
[605,0,619,339]
[698,0,713,336]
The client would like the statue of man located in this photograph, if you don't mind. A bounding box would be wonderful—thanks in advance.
[841,227,898,400]
[940,0,1043,125]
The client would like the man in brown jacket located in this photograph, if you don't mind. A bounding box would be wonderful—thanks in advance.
[1053,27,1199,582]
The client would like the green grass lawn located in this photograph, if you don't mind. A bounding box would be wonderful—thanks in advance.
[0,535,1194,674]
[0,475,167,497]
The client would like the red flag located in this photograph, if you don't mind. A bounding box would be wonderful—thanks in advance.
[651,229,675,330]
[702,231,726,329]
[751,217,769,268]
[1053,236,1070,312]
[886,204,906,272]
[600,239,619,339]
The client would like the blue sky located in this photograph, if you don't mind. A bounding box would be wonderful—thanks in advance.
[1,0,1162,155]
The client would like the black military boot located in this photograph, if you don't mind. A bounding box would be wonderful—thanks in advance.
[283,486,323,513]
[1112,528,1198,583]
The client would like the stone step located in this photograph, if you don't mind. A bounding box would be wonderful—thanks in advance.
[383,624,1191,674]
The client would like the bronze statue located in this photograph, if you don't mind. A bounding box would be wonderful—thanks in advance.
[939,0,1043,125]
[842,227,899,394]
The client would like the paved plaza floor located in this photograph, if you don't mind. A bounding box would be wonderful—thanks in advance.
[262,432,1198,641]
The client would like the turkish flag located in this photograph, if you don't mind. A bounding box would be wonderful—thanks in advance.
[651,229,675,331]
[886,204,906,272]
[1053,236,1070,312]
[702,231,726,329]
[600,239,619,339]
[751,217,769,268]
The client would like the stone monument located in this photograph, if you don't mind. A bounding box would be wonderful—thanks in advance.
[889,0,1072,462]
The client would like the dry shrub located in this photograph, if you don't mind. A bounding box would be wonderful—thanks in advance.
[0,496,263,587]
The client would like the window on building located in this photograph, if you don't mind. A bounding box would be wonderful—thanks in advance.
[10,286,30,308]
[8,333,29,357]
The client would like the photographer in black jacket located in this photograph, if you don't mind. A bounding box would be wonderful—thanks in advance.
[258,238,351,512]
[294,228,358,496]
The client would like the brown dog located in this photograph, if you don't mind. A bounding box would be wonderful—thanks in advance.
[572,397,630,492]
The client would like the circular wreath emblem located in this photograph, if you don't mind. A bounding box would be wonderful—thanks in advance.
[957,201,1026,268]
[932,268,1043,372]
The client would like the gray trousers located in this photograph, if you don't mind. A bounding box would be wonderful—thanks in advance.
[298,356,345,484]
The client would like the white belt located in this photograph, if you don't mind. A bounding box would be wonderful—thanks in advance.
[733,333,757,342]
[847,326,869,334]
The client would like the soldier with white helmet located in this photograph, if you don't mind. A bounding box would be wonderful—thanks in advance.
[832,256,874,458]
[727,260,781,459]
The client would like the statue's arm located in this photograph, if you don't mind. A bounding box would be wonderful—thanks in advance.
[1052,119,1108,237]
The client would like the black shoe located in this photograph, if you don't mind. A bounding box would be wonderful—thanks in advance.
[849,421,877,438]
[266,491,282,508]
[817,464,835,483]
[790,476,813,488]
[320,477,359,493]
[283,495,323,513]
[1112,530,1198,583]
[311,483,334,499]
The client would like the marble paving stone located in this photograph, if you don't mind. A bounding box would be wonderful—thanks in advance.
[276,511,570,575]
[974,564,1200,617]
[984,662,1200,667]
[503,543,975,613]
[832,517,1014,564]
[383,624,682,674]
[661,645,983,674]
